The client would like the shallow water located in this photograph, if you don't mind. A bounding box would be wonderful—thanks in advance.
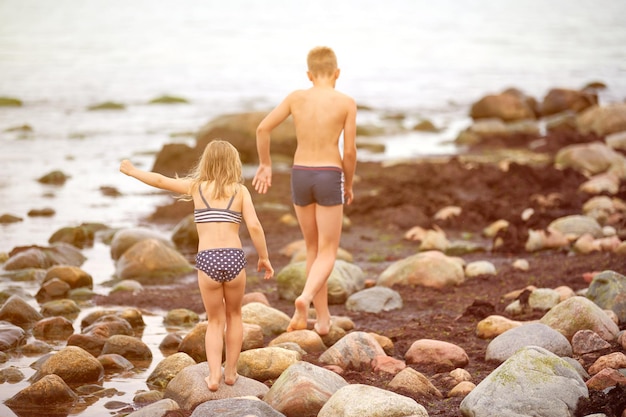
[1,0,626,415]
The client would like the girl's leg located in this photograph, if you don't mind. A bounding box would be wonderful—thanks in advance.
[197,271,225,391]
[222,269,246,385]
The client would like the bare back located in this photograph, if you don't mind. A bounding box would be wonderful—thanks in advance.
[289,86,353,167]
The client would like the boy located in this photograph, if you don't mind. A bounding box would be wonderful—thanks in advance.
[252,46,357,335]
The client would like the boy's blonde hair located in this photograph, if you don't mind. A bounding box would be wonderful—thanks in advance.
[307,46,337,77]
[186,139,243,200]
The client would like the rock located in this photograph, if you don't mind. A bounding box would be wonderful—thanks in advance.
[588,351,626,376]
[40,298,81,319]
[237,346,301,381]
[388,367,443,398]
[242,302,291,338]
[32,346,104,385]
[606,130,626,151]
[4,243,86,270]
[460,346,588,417]
[163,362,269,410]
[32,316,75,340]
[0,321,26,351]
[5,374,78,412]
[171,214,198,253]
[264,361,348,417]
[98,353,135,372]
[125,398,180,417]
[115,238,194,283]
[318,331,386,371]
[345,286,403,313]
[268,330,327,354]
[586,270,626,323]
[146,352,196,389]
[586,367,626,391]
[576,102,626,136]
[540,88,597,117]
[0,365,25,383]
[190,398,285,417]
[405,339,469,372]
[464,260,496,277]
[470,90,536,122]
[548,214,603,239]
[36,277,71,302]
[555,142,626,176]
[485,323,572,363]
[572,330,612,356]
[67,333,106,357]
[318,383,428,417]
[164,308,200,327]
[38,170,69,184]
[43,265,93,289]
[48,223,102,249]
[539,296,619,341]
[110,227,174,261]
[377,251,465,289]
[110,279,143,293]
[276,260,365,304]
[101,334,153,362]
[196,112,296,164]
[528,288,561,311]
[476,315,524,339]
[0,295,43,328]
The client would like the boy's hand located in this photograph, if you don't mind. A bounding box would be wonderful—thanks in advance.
[258,258,274,280]
[344,187,354,205]
[252,165,272,194]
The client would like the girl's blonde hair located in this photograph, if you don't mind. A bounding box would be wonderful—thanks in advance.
[184,139,243,200]
[307,46,337,77]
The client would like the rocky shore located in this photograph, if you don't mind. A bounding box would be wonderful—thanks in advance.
[1,86,626,417]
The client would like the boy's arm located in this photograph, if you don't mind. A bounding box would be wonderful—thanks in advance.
[252,95,293,194]
[120,159,191,195]
[342,98,358,205]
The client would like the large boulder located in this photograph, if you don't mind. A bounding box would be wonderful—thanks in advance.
[540,88,597,117]
[576,102,626,136]
[196,112,297,164]
[470,89,537,122]
[115,238,194,283]
[460,346,588,416]
[377,251,465,289]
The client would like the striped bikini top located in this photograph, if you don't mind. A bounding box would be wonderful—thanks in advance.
[194,186,242,224]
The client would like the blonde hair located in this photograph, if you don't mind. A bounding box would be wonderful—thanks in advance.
[184,139,243,200]
[307,46,337,77]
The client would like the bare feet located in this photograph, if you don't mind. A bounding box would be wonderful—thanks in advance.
[204,375,219,392]
[314,319,331,336]
[224,371,239,386]
[287,296,309,332]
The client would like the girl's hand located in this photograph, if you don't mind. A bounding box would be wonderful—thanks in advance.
[119,159,135,176]
[257,258,274,280]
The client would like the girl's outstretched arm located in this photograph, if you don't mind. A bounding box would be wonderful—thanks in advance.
[120,159,191,195]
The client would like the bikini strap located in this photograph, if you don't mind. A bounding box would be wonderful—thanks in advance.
[225,190,237,210]
[198,185,211,208]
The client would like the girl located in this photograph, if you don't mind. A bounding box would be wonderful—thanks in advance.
[120,139,274,391]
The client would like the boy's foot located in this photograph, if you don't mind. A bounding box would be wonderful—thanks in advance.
[287,296,309,332]
[224,371,239,386]
[204,375,219,392]
[313,319,331,336]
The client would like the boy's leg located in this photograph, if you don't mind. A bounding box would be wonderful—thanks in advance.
[222,270,246,385]
[292,203,343,334]
[197,272,226,391]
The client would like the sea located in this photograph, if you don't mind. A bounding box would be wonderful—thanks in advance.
[0,0,625,415]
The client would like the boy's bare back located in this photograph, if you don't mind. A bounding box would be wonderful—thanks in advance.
[288,86,355,167]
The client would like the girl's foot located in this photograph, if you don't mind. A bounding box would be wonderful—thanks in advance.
[287,296,309,332]
[205,375,219,392]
